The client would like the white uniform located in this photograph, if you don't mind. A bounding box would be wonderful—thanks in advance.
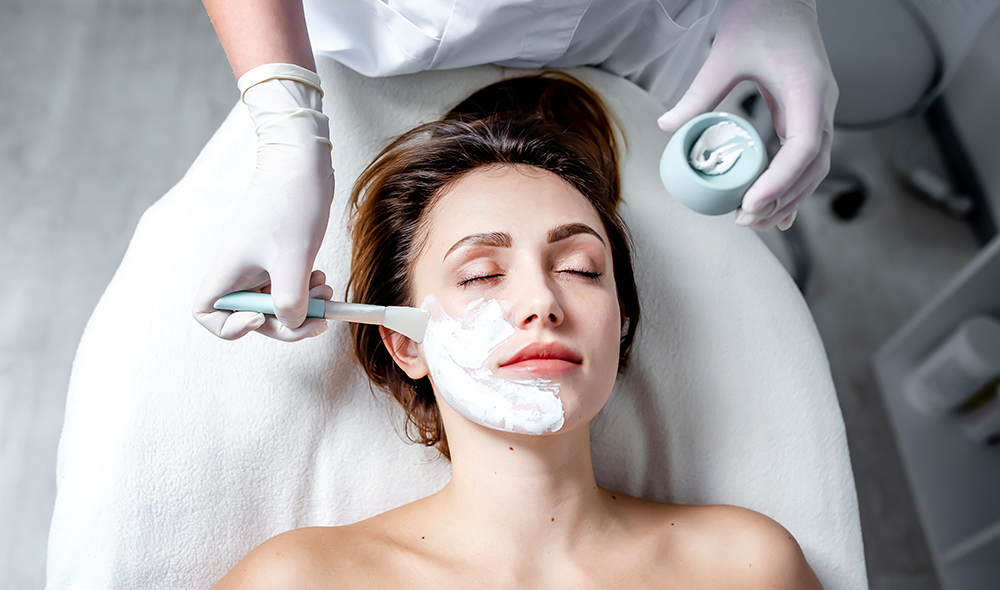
[301,0,720,107]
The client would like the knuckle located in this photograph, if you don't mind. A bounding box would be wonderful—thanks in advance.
[269,293,299,312]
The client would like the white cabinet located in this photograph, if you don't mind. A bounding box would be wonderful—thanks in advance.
[873,235,1000,589]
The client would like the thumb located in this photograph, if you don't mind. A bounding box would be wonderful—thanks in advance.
[268,262,312,330]
[657,55,738,132]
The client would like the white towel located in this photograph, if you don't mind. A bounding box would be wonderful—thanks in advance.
[46,61,867,589]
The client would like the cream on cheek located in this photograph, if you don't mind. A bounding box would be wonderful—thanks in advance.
[418,295,565,435]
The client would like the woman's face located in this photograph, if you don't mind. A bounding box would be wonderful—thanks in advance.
[400,164,622,434]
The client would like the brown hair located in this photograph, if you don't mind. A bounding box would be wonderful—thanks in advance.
[347,72,640,459]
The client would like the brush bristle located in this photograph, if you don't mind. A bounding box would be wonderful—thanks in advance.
[382,307,430,343]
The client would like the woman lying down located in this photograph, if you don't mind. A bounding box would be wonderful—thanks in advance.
[212,73,823,590]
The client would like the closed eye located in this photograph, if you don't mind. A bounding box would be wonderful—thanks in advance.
[459,273,504,287]
[459,269,601,286]
[558,269,603,280]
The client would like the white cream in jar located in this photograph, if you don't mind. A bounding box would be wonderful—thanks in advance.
[688,120,754,175]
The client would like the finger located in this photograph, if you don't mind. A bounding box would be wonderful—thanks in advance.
[192,266,270,338]
[268,261,313,330]
[219,311,268,340]
[750,160,825,231]
[255,316,329,342]
[192,264,269,315]
[751,190,808,231]
[657,53,739,132]
[780,129,832,201]
[741,132,822,216]
[757,85,785,139]
[193,310,266,341]
[742,89,824,215]
[309,283,334,301]
[747,131,831,228]
[309,270,327,289]
[192,308,230,338]
[308,269,333,300]
[777,211,797,231]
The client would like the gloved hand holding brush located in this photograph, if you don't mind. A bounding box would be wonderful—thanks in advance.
[192,64,335,342]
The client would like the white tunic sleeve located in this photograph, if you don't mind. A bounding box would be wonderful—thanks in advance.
[303,0,718,102]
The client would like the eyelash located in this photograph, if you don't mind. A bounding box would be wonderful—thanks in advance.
[458,269,603,287]
[459,274,502,287]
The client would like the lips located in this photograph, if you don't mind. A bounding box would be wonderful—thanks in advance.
[499,342,582,376]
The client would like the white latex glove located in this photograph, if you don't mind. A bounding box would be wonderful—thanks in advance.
[658,0,838,231]
[193,64,335,341]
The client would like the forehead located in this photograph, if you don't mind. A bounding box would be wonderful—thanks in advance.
[423,164,606,249]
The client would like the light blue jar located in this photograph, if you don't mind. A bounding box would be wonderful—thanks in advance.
[660,112,767,216]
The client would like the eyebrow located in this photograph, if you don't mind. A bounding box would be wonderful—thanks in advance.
[443,223,605,261]
[547,223,605,246]
[443,231,512,260]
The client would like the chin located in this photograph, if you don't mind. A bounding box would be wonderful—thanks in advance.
[549,391,611,434]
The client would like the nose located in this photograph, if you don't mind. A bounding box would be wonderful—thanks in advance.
[511,272,564,329]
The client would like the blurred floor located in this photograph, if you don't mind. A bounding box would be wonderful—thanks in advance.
[0,0,984,588]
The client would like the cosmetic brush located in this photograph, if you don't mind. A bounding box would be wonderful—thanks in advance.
[213,291,429,343]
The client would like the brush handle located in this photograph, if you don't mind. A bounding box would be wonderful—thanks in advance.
[213,291,330,319]
[214,291,428,342]
[322,301,385,325]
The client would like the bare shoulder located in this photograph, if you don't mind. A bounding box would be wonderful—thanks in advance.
[596,492,822,589]
[210,525,374,590]
[679,504,824,590]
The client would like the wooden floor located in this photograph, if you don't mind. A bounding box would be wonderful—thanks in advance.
[0,0,984,588]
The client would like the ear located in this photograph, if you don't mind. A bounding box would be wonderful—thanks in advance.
[379,325,429,380]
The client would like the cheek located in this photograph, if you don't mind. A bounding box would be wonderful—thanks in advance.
[596,299,623,381]
[558,292,620,429]
[595,291,624,389]
[587,289,623,356]
[572,288,622,380]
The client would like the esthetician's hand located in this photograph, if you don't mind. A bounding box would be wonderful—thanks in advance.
[192,65,336,341]
[251,270,334,340]
[657,0,838,231]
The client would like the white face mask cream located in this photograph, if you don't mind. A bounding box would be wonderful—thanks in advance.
[419,295,565,435]
[688,120,754,175]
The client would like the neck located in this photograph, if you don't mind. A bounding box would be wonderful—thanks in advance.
[432,419,611,560]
